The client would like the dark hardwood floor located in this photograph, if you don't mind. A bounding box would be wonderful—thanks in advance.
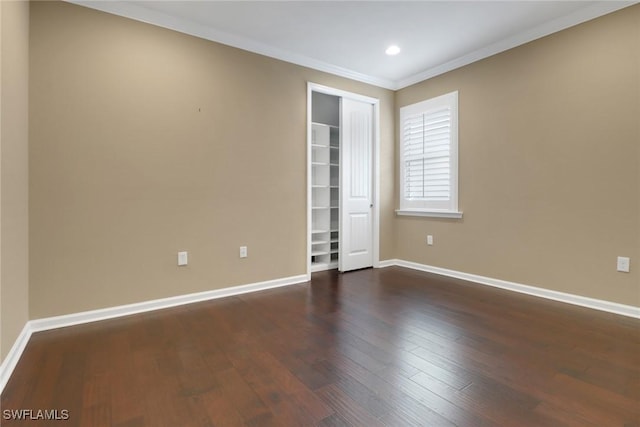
[2,267,639,426]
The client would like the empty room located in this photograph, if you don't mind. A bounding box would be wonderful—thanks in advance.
[1,1,638,426]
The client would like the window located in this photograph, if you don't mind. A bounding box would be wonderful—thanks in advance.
[397,91,462,218]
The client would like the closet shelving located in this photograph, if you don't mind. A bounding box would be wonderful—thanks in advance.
[311,122,339,271]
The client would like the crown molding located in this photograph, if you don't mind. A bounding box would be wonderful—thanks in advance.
[396,1,637,89]
[66,0,397,90]
[67,1,637,91]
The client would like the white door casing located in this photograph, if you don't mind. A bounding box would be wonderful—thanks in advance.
[339,98,374,272]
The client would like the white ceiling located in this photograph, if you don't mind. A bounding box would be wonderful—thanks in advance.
[70,1,636,90]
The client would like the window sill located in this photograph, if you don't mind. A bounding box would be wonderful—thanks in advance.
[395,209,463,219]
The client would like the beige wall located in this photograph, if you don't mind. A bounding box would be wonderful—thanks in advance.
[29,1,395,318]
[395,6,640,306]
[0,0,30,360]
[25,0,640,325]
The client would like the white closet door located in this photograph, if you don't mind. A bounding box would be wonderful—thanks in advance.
[339,98,373,272]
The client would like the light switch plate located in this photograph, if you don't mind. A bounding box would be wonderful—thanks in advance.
[178,251,188,266]
[240,246,248,258]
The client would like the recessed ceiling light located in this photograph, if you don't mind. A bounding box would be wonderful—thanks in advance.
[385,45,401,56]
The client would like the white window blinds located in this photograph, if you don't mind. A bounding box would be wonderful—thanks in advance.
[398,91,460,216]
[403,106,452,201]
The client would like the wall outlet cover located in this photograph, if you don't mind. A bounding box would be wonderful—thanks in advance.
[616,256,630,273]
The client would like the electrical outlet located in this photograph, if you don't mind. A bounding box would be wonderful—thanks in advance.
[178,251,188,266]
[427,235,433,246]
[239,246,248,258]
[617,256,630,273]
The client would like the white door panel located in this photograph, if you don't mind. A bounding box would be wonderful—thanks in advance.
[340,98,373,272]
[348,213,371,254]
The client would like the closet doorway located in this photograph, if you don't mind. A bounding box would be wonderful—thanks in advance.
[307,83,380,274]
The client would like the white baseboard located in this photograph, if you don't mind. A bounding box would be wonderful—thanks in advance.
[30,273,308,333]
[376,259,397,268]
[0,323,32,395]
[3,262,638,395]
[0,273,308,394]
[384,259,640,319]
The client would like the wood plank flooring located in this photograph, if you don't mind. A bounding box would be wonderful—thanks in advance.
[2,267,639,426]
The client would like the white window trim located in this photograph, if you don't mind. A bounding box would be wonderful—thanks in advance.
[396,91,462,219]
[395,209,463,219]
